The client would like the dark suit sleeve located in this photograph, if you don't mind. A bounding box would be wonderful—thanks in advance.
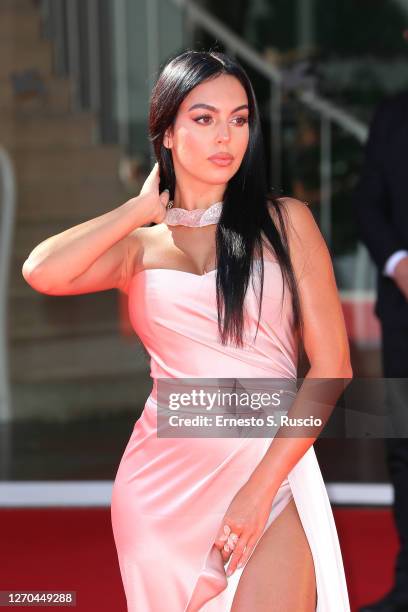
[353,99,406,271]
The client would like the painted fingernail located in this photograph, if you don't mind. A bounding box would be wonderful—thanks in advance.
[223,525,231,536]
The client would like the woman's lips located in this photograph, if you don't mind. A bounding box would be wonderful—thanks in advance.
[208,155,234,166]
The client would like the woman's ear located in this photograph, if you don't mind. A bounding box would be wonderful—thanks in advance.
[163,128,173,149]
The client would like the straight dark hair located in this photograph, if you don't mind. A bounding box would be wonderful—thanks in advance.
[149,49,304,350]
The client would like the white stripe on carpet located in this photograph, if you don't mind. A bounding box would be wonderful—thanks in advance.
[0,482,393,507]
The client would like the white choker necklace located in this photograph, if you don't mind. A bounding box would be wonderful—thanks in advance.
[164,201,223,227]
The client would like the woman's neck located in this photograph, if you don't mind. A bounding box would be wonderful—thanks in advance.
[172,186,225,211]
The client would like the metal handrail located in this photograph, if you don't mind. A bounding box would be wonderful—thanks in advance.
[0,146,17,423]
[172,0,368,141]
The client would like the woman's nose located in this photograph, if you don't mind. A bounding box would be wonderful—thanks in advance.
[216,124,230,142]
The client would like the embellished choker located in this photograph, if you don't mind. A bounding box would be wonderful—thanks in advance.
[164,201,223,227]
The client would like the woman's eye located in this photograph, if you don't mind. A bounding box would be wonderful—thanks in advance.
[234,117,248,126]
[193,115,248,126]
[194,115,213,124]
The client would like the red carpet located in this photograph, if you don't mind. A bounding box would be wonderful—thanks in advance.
[0,509,126,611]
[335,507,400,611]
[0,507,400,611]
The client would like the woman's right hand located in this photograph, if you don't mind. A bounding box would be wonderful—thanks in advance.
[138,162,170,225]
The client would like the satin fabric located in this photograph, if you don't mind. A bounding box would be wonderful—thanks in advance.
[111,260,350,611]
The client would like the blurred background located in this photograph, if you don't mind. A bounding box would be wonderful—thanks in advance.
[1,0,407,609]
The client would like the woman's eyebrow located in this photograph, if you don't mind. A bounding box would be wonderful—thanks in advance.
[188,103,249,113]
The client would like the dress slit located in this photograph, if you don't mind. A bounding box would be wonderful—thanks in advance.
[184,541,228,611]
[183,478,295,612]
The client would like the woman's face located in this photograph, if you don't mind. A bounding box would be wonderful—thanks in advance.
[164,74,250,186]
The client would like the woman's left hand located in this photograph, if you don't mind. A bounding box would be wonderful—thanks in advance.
[213,478,278,577]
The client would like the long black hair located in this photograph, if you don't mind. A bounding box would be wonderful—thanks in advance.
[149,49,304,350]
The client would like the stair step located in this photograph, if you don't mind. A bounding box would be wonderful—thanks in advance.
[0,41,52,79]
[0,36,51,53]
[8,291,123,341]
[11,146,121,181]
[0,7,42,42]
[16,180,128,222]
[10,332,147,383]
[0,0,38,10]
[11,374,152,422]
[0,107,95,121]
[0,112,97,148]
[0,76,72,114]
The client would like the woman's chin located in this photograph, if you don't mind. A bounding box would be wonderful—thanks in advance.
[177,162,236,185]
[204,165,238,181]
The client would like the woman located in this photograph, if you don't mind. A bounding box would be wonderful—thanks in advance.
[22,50,352,611]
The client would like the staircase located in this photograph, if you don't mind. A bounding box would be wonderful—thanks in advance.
[1,0,151,422]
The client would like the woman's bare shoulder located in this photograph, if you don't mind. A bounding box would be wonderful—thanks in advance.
[267,195,310,214]
[267,195,311,225]
[265,196,324,262]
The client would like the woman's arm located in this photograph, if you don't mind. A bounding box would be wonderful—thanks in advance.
[22,163,168,295]
[250,196,353,494]
[215,197,353,576]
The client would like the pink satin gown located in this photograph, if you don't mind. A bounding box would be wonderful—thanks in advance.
[110,259,351,611]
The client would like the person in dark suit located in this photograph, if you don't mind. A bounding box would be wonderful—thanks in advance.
[354,91,408,612]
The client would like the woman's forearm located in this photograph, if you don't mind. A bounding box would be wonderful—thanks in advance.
[247,364,353,497]
[22,194,153,288]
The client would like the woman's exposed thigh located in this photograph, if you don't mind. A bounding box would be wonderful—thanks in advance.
[231,497,317,612]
